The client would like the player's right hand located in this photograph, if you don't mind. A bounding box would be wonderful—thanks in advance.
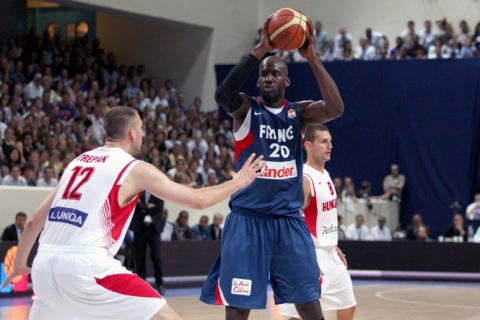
[2,265,31,288]
[234,153,265,188]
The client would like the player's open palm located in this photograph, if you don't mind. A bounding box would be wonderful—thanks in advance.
[2,265,31,288]
[234,153,265,188]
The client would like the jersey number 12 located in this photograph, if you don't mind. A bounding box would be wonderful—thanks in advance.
[62,166,95,200]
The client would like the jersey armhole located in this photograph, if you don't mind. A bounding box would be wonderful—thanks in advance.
[303,173,315,197]
[233,108,252,141]
[117,159,140,185]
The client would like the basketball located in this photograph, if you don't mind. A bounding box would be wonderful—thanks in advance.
[267,8,311,51]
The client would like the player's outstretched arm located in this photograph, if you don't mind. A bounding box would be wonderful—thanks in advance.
[2,189,57,288]
[215,19,274,131]
[125,154,264,210]
[298,21,344,126]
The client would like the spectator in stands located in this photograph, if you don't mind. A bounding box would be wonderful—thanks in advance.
[382,163,405,202]
[333,177,343,201]
[390,37,406,60]
[320,39,335,62]
[365,28,385,55]
[192,215,211,240]
[406,213,430,240]
[23,163,37,186]
[345,214,370,240]
[457,20,471,46]
[334,27,353,59]
[418,20,436,50]
[24,73,44,102]
[355,37,376,60]
[36,166,57,187]
[0,109,7,136]
[206,172,218,186]
[357,180,373,211]
[172,210,193,240]
[342,177,357,213]
[416,226,432,242]
[444,213,468,242]
[1,211,27,241]
[209,213,224,240]
[400,20,418,57]
[370,216,392,241]
[466,192,480,220]
[160,209,175,242]
[1,164,27,186]
[314,21,329,55]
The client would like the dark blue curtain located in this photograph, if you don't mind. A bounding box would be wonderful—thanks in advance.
[215,59,480,236]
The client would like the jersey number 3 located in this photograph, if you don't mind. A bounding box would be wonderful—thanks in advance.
[62,166,95,200]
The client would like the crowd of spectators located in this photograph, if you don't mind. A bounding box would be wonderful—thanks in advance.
[0,29,235,189]
[265,18,480,62]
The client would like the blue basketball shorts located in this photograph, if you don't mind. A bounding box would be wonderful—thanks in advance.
[200,212,320,309]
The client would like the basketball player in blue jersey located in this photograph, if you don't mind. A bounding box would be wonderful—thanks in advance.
[200,20,344,320]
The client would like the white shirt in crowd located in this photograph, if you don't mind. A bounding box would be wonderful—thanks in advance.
[466,202,480,220]
[36,177,58,187]
[370,225,392,241]
[345,223,370,240]
[161,221,175,241]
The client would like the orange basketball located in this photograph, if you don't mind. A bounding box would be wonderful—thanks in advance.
[267,8,310,51]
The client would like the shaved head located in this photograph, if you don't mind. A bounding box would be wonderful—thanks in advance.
[260,56,288,76]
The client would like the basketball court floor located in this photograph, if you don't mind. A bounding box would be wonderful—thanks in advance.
[1,280,479,319]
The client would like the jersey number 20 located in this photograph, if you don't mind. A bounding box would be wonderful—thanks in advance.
[62,166,95,200]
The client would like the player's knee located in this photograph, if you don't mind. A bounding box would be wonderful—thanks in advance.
[226,306,251,320]
[295,300,324,320]
[151,303,184,320]
[337,305,356,320]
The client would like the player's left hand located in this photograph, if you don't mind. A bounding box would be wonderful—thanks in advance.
[299,17,318,61]
[336,247,348,269]
[2,265,31,288]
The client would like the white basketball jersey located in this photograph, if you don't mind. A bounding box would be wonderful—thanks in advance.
[40,147,140,256]
[303,164,338,248]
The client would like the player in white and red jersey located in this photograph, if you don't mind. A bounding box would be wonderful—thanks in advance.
[279,124,356,320]
[3,107,264,320]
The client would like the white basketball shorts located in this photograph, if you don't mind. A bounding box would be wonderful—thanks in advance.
[277,245,356,317]
[29,244,166,320]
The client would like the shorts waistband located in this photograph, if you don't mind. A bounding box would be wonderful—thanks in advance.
[38,244,109,256]
[231,207,302,218]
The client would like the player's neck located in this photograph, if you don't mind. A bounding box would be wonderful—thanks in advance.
[259,95,284,108]
[306,159,325,173]
[104,140,131,154]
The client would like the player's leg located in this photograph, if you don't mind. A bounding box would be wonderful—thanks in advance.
[317,246,356,320]
[337,306,356,320]
[200,213,271,317]
[295,300,324,320]
[150,303,184,320]
[270,217,322,319]
[226,306,251,320]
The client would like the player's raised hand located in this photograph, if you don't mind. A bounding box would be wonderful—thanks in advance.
[233,153,265,188]
[2,265,31,288]
[299,18,318,61]
[252,17,275,59]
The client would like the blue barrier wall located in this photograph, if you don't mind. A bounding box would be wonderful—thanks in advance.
[215,59,480,236]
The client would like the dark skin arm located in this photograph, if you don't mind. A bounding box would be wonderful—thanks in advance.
[297,20,344,128]
[229,21,275,132]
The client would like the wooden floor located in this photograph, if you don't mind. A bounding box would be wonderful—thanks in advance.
[1,281,480,320]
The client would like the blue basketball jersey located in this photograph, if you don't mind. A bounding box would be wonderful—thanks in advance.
[230,97,304,217]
